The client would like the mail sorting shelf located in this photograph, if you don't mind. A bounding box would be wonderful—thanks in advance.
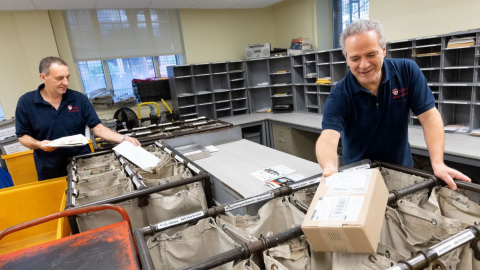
[0,204,140,270]
[168,61,248,120]
[65,141,214,235]
[133,161,480,270]
[387,29,480,132]
[92,117,233,151]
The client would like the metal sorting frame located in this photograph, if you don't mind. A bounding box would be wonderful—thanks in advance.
[65,140,214,235]
[92,117,234,150]
[133,161,480,270]
[388,224,480,270]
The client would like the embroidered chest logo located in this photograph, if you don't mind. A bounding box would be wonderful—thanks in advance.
[68,105,79,113]
[392,87,408,99]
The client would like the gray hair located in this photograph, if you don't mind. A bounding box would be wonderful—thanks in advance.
[39,56,68,75]
[340,19,386,57]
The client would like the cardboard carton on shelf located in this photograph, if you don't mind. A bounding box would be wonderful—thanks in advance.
[301,168,388,253]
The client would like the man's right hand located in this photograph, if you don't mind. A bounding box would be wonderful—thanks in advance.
[322,167,338,177]
[37,140,57,152]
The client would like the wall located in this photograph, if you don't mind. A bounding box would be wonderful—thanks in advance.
[0,11,59,118]
[316,0,332,50]
[371,0,480,41]
[49,10,84,93]
[179,9,275,64]
[271,0,317,49]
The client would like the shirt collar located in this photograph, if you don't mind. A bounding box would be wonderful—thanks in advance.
[33,83,75,104]
[349,58,397,94]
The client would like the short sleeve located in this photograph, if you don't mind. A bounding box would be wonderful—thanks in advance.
[321,91,348,133]
[406,60,435,116]
[81,95,102,128]
[15,97,33,137]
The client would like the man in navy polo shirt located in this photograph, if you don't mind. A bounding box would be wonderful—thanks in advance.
[316,19,470,190]
[15,57,140,181]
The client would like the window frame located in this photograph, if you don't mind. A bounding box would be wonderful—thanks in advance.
[77,54,183,98]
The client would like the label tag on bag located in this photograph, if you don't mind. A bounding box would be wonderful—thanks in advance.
[290,177,321,190]
[175,155,185,163]
[431,230,475,256]
[342,164,370,172]
[165,148,173,155]
[225,192,274,212]
[187,163,201,174]
[154,211,204,231]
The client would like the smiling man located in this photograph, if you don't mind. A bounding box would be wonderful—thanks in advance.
[15,56,140,181]
[315,19,470,190]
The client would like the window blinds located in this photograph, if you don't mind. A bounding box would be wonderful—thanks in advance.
[63,9,183,62]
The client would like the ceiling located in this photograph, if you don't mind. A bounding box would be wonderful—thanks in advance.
[0,0,284,10]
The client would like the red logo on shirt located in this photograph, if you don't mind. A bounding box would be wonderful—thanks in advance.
[68,106,79,113]
[393,87,408,99]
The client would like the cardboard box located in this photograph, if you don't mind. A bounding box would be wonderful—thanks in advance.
[301,168,388,253]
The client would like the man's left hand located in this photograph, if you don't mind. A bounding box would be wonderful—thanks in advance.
[432,162,471,190]
[125,136,141,146]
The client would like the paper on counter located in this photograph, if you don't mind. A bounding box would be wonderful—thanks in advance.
[113,141,161,170]
[46,134,89,147]
[205,145,219,152]
[251,164,296,181]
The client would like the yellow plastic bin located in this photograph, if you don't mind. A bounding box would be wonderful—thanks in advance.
[88,138,102,153]
[1,150,38,186]
[0,177,69,255]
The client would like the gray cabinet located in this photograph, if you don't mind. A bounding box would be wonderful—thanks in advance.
[168,61,248,120]
[388,30,480,133]
[168,29,479,134]
[272,124,318,163]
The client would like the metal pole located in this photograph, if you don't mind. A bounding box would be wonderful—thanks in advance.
[388,226,480,270]
[175,226,304,270]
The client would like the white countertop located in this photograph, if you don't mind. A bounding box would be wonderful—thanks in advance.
[194,139,322,198]
[222,112,480,161]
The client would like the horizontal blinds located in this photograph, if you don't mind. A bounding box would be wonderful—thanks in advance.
[64,9,183,62]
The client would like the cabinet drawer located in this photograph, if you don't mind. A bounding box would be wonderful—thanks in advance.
[272,124,292,153]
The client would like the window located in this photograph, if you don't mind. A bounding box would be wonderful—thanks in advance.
[77,55,179,99]
[333,0,370,48]
[158,55,179,77]
[107,57,156,90]
[0,102,4,120]
[64,8,184,101]
[78,60,107,94]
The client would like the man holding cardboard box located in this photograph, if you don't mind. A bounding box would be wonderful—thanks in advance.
[315,19,470,190]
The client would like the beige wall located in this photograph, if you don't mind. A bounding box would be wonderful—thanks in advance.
[371,0,480,41]
[49,10,84,93]
[271,0,317,49]
[180,9,275,64]
[0,11,59,118]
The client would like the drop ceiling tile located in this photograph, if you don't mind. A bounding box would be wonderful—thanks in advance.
[0,0,36,10]
[31,0,96,10]
[191,0,244,9]
[232,0,283,9]
[147,0,203,9]
[95,0,152,9]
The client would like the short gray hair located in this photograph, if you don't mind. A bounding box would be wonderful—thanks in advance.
[340,19,386,57]
[39,56,68,75]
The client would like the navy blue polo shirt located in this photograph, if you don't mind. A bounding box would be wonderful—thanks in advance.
[15,84,102,180]
[322,58,435,167]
